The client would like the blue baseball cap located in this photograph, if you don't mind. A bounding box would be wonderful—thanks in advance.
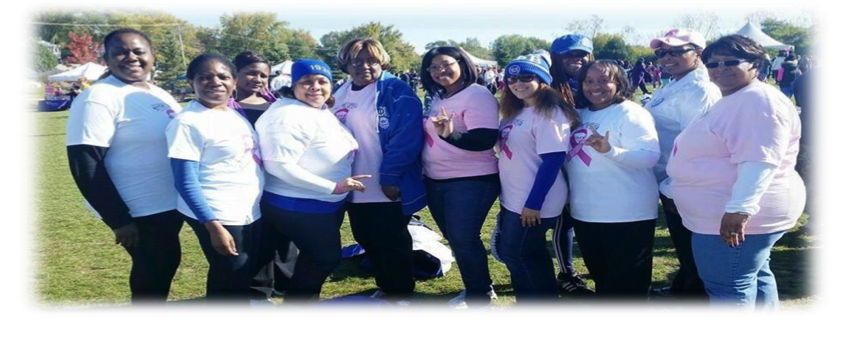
[551,34,594,55]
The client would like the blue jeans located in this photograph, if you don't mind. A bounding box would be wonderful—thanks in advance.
[185,215,256,304]
[497,208,558,302]
[780,86,794,98]
[692,231,786,311]
[425,176,499,306]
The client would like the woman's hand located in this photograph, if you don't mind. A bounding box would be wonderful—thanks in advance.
[520,207,542,227]
[584,124,611,153]
[205,221,238,256]
[720,212,750,247]
[113,222,139,248]
[334,175,372,194]
[430,107,455,138]
[382,185,401,201]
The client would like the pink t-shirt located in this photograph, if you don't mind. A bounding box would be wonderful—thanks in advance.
[498,106,571,218]
[332,82,393,203]
[667,81,805,235]
[422,84,500,179]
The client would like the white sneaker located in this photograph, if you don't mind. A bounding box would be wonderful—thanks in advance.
[249,299,276,311]
[370,290,387,299]
[448,289,498,309]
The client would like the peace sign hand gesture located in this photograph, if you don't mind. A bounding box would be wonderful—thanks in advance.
[584,124,611,153]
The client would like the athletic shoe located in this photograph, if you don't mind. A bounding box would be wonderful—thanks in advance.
[557,273,594,295]
[448,289,499,310]
[371,289,412,307]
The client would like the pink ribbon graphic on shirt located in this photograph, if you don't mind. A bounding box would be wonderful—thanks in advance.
[499,125,513,159]
[423,116,435,147]
[567,128,592,166]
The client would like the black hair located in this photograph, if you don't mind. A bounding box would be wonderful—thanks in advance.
[420,46,479,99]
[575,60,633,108]
[233,50,271,73]
[701,34,766,69]
[103,28,154,56]
[186,53,236,81]
[550,51,594,106]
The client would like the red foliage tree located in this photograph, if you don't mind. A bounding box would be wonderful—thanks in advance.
[65,32,101,64]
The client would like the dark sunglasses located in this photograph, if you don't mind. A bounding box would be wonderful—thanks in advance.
[655,48,696,59]
[704,59,749,69]
[506,74,537,83]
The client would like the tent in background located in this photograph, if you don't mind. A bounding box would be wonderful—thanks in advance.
[271,61,294,76]
[47,62,107,82]
[461,49,498,68]
[736,22,791,50]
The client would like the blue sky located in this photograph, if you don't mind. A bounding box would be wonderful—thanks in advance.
[165,6,812,54]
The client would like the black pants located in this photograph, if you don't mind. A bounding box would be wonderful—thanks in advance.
[348,202,414,299]
[552,207,576,275]
[250,202,297,299]
[660,194,707,298]
[263,204,344,302]
[123,209,183,304]
[572,218,655,299]
[184,216,256,303]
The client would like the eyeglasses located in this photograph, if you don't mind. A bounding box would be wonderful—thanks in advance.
[704,59,749,69]
[426,61,458,73]
[506,74,537,83]
[655,48,696,59]
[349,59,381,68]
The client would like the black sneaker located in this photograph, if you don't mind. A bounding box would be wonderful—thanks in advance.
[557,273,594,295]
[650,286,676,301]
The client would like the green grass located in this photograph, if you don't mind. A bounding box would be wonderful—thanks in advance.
[32,106,816,308]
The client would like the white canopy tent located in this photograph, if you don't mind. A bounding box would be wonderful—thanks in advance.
[462,49,498,68]
[47,62,107,82]
[271,61,294,76]
[736,22,791,50]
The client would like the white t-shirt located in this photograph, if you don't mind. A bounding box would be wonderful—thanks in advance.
[566,101,661,223]
[166,100,264,226]
[332,83,393,203]
[66,75,180,218]
[644,67,721,184]
[257,98,358,202]
[498,106,571,218]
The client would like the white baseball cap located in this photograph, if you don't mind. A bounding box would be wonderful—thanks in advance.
[650,29,706,49]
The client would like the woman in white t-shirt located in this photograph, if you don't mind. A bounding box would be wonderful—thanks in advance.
[645,29,721,299]
[495,53,579,302]
[166,54,264,303]
[668,35,805,310]
[256,59,365,303]
[66,28,183,304]
[567,60,661,298]
[419,46,500,308]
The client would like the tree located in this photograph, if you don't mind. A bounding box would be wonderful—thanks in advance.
[745,11,777,26]
[592,33,632,61]
[65,31,101,64]
[672,12,721,40]
[34,42,59,72]
[564,15,604,38]
[287,29,320,61]
[490,35,549,65]
[216,12,292,63]
[760,18,814,55]
[423,37,493,59]
[318,22,420,75]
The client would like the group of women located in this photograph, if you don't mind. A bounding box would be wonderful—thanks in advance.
[66,27,805,310]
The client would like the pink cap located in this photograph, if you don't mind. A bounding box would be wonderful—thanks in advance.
[650,29,706,49]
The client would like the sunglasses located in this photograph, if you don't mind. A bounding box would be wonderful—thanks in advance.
[655,48,696,59]
[506,74,537,83]
[560,50,590,59]
[704,59,749,69]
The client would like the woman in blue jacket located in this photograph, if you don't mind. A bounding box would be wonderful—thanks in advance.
[332,38,425,305]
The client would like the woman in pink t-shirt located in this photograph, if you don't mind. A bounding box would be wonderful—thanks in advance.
[419,46,501,309]
[667,35,806,310]
[494,53,580,302]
